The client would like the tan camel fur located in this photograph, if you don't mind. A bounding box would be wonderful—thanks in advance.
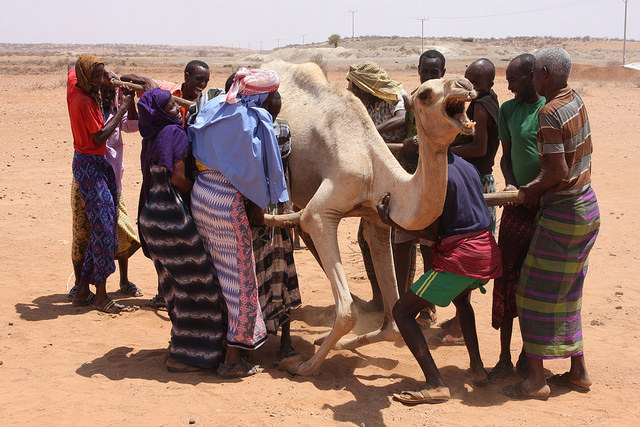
[262,60,476,375]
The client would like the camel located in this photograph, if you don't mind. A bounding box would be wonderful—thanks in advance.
[262,60,476,375]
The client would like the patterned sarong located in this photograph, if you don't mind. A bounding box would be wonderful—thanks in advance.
[139,165,225,368]
[252,221,302,335]
[491,204,538,329]
[71,180,140,270]
[191,171,267,350]
[480,173,497,236]
[516,187,600,359]
[71,152,118,284]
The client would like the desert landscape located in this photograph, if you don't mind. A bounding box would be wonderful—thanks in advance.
[1,36,639,425]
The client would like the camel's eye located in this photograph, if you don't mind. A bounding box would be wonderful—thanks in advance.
[418,88,432,103]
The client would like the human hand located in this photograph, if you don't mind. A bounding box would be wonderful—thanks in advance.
[520,183,540,209]
[102,68,119,87]
[376,192,392,225]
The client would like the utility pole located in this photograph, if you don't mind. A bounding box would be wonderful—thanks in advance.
[259,41,263,53]
[301,34,307,46]
[417,17,428,53]
[276,39,281,49]
[349,10,357,38]
[623,0,628,65]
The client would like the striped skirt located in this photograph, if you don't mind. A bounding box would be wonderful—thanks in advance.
[72,152,118,285]
[516,186,600,359]
[71,180,140,270]
[139,166,225,368]
[191,171,267,350]
[252,221,302,335]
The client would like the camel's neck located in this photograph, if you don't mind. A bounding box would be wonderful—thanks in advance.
[387,132,449,230]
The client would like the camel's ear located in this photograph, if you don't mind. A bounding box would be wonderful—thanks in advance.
[403,93,413,111]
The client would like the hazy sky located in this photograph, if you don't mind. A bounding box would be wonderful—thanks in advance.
[0,0,636,50]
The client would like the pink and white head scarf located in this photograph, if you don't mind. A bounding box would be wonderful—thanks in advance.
[225,68,280,104]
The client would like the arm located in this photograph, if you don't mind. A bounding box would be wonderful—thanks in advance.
[520,153,568,209]
[120,73,159,92]
[377,109,407,136]
[91,93,133,145]
[376,193,440,240]
[499,140,518,190]
[451,104,489,158]
[170,158,194,195]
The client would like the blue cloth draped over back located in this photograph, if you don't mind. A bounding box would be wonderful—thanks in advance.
[188,93,289,210]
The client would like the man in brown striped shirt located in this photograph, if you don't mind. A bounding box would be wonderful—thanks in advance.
[505,47,601,400]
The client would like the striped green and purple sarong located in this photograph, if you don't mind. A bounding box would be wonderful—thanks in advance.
[516,186,600,359]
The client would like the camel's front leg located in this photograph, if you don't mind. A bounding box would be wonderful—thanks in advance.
[281,198,357,376]
[334,217,401,350]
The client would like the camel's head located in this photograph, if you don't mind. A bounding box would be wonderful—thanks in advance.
[407,77,477,144]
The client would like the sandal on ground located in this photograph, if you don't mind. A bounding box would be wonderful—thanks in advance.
[94,299,126,314]
[71,291,95,306]
[415,310,438,328]
[488,361,514,383]
[547,372,591,393]
[166,357,202,373]
[277,347,298,361]
[428,329,465,346]
[119,281,143,297]
[67,284,79,301]
[467,368,489,387]
[393,386,450,405]
[217,361,261,380]
[149,294,167,311]
[502,382,549,401]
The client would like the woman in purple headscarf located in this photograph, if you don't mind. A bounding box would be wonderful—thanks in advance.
[137,88,225,372]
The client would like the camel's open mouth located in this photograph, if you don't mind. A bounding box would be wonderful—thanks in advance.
[444,95,475,134]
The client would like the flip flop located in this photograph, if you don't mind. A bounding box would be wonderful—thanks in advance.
[547,372,591,393]
[277,346,298,361]
[94,300,126,314]
[467,368,489,387]
[119,281,143,297]
[71,292,96,306]
[488,361,514,383]
[149,294,167,311]
[217,361,261,380]
[166,357,202,373]
[428,329,465,346]
[502,382,549,401]
[393,386,450,405]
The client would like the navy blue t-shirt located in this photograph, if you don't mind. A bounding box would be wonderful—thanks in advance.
[439,152,491,238]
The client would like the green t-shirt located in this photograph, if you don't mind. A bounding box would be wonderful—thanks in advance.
[498,97,545,187]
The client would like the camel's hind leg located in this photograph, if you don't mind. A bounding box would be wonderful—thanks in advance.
[281,192,357,376]
[334,218,401,350]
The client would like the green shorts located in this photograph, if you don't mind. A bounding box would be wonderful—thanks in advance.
[410,269,487,307]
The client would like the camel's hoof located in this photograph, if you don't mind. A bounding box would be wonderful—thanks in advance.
[277,355,317,376]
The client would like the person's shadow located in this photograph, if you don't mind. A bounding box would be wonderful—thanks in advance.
[15,293,164,322]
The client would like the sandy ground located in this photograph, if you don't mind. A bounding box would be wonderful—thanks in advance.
[1,39,640,425]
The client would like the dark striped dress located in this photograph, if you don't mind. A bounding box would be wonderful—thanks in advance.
[139,165,225,368]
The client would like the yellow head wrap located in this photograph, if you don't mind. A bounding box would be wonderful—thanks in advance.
[75,54,104,108]
[346,60,403,103]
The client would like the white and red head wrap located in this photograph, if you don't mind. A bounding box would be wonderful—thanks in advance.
[225,68,280,104]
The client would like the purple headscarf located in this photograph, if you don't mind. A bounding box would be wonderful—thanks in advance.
[137,89,190,252]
